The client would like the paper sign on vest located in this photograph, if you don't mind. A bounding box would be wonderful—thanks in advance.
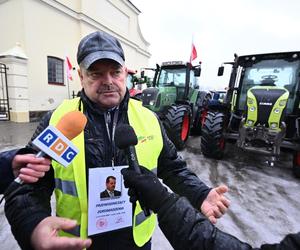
[32,125,79,167]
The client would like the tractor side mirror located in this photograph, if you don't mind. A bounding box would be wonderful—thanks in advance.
[194,67,201,77]
[141,70,145,78]
[218,66,224,76]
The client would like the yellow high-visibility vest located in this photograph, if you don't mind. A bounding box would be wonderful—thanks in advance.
[50,97,163,247]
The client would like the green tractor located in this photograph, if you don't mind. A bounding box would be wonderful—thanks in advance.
[201,52,300,177]
[140,61,208,149]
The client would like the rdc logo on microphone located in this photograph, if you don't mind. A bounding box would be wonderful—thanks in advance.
[33,125,79,167]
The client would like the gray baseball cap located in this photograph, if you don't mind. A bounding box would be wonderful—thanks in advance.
[77,31,125,69]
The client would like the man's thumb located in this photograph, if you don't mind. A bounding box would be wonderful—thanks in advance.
[215,185,228,194]
[54,217,77,230]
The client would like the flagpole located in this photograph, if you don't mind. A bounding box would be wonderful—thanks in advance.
[67,76,71,99]
[65,56,73,99]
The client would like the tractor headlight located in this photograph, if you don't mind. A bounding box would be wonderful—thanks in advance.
[149,100,155,106]
[274,108,280,114]
[250,106,255,112]
[247,120,254,125]
[270,123,278,129]
[279,100,286,107]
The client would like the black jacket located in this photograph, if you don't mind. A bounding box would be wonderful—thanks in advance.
[157,195,300,250]
[5,90,211,250]
[0,149,18,194]
[100,190,122,199]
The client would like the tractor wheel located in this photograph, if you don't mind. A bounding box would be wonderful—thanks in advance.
[164,105,191,150]
[201,111,225,159]
[293,152,300,178]
[191,109,202,135]
[191,91,210,136]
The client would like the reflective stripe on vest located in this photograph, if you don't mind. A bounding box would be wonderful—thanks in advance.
[55,178,78,197]
[135,210,153,226]
[50,97,163,246]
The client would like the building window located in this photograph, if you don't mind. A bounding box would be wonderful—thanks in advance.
[47,56,64,85]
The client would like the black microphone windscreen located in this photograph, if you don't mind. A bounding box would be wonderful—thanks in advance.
[115,124,138,149]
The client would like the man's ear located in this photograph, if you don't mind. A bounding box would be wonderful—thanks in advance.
[78,68,84,87]
[124,66,128,77]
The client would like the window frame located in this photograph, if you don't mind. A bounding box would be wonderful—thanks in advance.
[47,56,65,86]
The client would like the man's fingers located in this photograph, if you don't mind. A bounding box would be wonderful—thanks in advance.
[208,215,217,224]
[216,201,228,214]
[215,185,228,195]
[213,206,223,218]
[18,174,38,183]
[50,237,92,250]
[14,154,49,165]
[220,196,230,208]
[53,217,78,230]
[26,162,50,173]
[20,167,46,178]
[27,156,51,166]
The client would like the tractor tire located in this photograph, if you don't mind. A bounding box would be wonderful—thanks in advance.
[163,105,191,150]
[191,108,203,135]
[191,92,210,136]
[293,152,300,178]
[201,111,225,159]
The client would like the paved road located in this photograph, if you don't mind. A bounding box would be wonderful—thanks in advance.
[1,121,300,249]
[182,136,300,247]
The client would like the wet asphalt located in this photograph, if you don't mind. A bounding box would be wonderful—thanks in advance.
[1,121,300,249]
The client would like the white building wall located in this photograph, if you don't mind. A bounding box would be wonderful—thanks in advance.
[0,0,150,116]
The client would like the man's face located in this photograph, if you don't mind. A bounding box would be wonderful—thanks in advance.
[106,178,116,192]
[79,60,127,109]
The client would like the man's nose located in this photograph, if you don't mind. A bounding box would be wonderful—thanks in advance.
[102,72,113,82]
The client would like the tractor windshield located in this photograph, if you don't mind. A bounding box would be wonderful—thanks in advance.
[238,58,300,113]
[157,67,197,88]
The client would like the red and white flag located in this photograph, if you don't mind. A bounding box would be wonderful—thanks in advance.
[189,42,198,64]
[66,56,73,81]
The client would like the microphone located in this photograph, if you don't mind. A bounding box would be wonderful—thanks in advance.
[115,124,151,217]
[15,111,87,184]
[0,111,87,204]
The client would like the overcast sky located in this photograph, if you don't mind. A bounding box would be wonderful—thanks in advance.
[130,0,300,90]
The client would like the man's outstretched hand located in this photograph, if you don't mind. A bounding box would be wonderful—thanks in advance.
[200,185,230,224]
[31,216,92,250]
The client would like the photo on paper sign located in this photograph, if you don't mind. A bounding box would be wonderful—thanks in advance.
[100,174,122,200]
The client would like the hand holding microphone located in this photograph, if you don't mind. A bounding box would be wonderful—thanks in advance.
[14,111,87,184]
[12,154,51,183]
[115,124,151,217]
[1,111,87,204]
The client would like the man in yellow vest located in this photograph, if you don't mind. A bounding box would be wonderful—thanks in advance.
[5,31,229,250]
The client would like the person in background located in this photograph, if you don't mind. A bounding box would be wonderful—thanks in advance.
[5,30,229,250]
[121,166,300,250]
